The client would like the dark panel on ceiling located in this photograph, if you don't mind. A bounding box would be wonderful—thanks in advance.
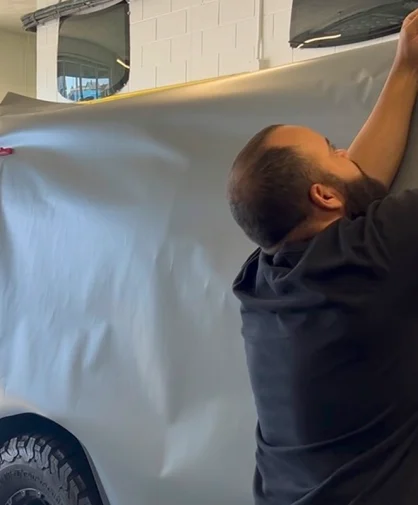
[290,0,418,48]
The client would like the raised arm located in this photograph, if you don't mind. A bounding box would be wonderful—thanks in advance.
[348,9,418,188]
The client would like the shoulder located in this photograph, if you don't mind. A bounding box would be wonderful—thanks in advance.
[333,189,418,268]
[333,189,418,238]
[373,188,418,216]
[366,189,418,239]
[232,248,261,296]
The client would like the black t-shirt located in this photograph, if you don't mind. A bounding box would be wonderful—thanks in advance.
[233,190,418,505]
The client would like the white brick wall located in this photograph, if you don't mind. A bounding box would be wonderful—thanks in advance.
[36,0,401,102]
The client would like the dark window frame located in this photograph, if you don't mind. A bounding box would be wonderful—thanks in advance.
[57,1,130,102]
[289,1,415,49]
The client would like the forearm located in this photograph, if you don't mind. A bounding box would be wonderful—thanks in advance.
[348,60,418,188]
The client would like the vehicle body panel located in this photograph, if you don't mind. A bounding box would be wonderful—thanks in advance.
[0,38,416,504]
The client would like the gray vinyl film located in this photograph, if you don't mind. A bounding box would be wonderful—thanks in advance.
[0,38,415,504]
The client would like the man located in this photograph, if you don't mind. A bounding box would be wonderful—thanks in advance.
[228,9,418,505]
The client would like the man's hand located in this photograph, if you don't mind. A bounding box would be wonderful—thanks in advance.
[396,9,418,75]
[347,9,418,188]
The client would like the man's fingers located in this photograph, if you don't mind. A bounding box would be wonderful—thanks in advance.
[404,8,418,28]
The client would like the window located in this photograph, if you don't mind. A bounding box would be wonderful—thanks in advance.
[290,0,418,49]
[57,1,130,102]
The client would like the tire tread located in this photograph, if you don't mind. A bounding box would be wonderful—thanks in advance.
[0,434,100,505]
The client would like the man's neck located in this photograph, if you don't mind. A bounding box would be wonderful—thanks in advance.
[263,217,341,255]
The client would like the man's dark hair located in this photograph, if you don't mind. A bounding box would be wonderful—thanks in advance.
[227,125,316,250]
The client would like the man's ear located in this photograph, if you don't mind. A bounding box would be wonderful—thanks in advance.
[310,183,344,211]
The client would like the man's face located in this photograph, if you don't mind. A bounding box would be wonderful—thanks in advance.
[265,125,388,218]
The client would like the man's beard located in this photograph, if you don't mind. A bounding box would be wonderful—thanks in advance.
[343,173,388,219]
[324,169,388,219]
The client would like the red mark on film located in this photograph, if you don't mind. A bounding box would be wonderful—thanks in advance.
[0,148,14,156]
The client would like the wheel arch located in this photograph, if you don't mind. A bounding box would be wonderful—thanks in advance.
[0,409,110,505]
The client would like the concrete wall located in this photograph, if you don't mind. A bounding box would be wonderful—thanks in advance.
[37,0,399,102]
[0,30,36,102]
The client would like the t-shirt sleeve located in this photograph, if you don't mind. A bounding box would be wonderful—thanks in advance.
[371,189,418,268]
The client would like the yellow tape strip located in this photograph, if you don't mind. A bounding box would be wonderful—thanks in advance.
[84,75,225,105]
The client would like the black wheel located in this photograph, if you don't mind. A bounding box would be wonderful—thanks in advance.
[0,434,102,505]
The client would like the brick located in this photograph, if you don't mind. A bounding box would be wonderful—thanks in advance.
[171,32,202,62]
[157,9,187,39]
[262,7,293,66]
[263,10,293,69]
[131,18,157,46]
[202,23,236,55]
[36,0,57,7]
[142,39,171,67]
[36,26,49,100]
[143,0,171,19]
[236,17,257,51]
[264,0,293,14]
[220,0,254,24]
[264,0,278,14]
[130,66,157,90]
[188,53,219,81]
[38,22,59,99]
[37,24,47,47]
[45,21,58,46]
[263,14,274,39]
[129,0,143,23]
[219,47,257,75]
[171,33,191,62]
[190,2,219,32]
[262,43,292,68]
[156,61,187,86]
[272,8,292,41]
[172,0,201,10]
[127,40,141,79]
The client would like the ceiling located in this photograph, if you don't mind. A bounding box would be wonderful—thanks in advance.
[0,0,37,31]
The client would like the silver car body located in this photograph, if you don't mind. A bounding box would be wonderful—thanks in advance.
[0,38,415,505]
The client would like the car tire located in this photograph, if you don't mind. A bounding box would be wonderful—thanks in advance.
[0,434,102,505]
